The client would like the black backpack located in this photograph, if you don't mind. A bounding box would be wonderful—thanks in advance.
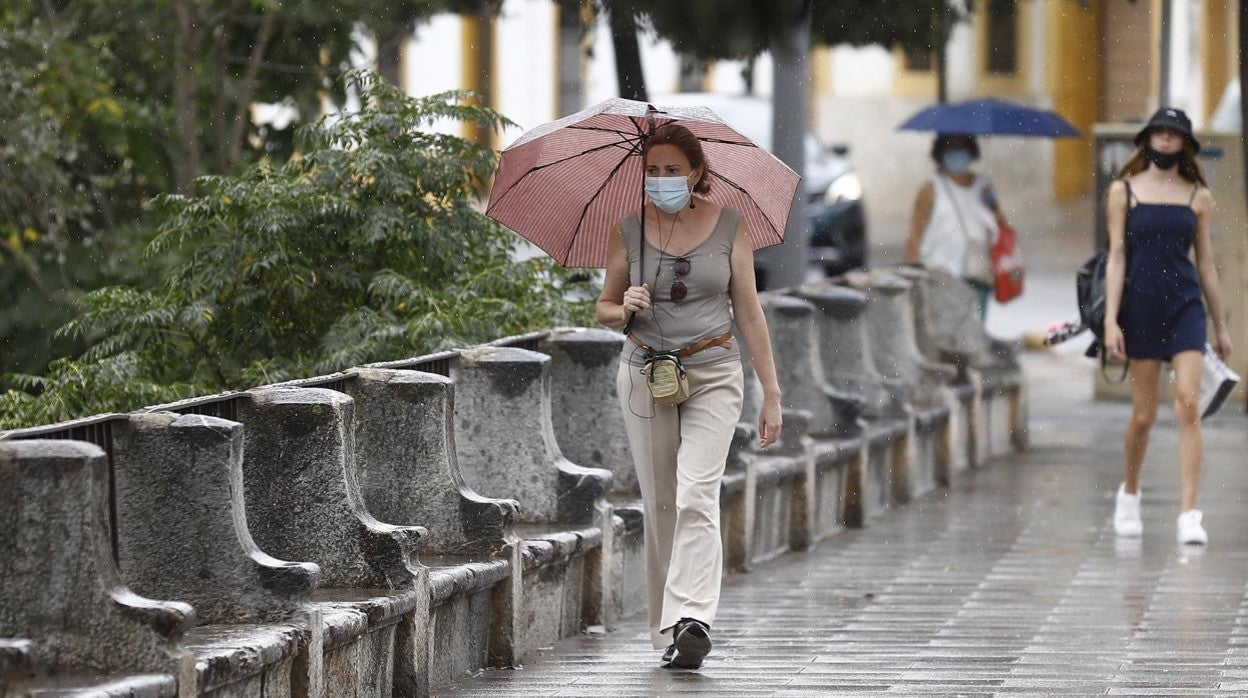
[1076,181,1130,380]
[1076,249,1111,351]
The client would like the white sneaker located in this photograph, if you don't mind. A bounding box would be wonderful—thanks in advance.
[1177,509,1208,545]
[1113,484,1143,537]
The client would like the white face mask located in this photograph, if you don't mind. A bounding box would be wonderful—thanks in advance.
[941,149,973,174]
[645,175,692,213]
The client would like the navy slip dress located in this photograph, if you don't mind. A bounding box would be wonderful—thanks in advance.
[1118,180,1207,361]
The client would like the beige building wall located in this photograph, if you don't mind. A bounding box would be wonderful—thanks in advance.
[1100,0,1155,122]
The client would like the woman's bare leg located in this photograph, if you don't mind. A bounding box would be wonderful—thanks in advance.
[1123,359,1161,494]
[1170,350,1204,511]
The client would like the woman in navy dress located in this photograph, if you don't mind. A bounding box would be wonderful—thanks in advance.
[1103,108,1233,546]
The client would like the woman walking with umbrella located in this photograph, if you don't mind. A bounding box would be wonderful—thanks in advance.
[897,98,1080,318]
[1104,108,1232,545]
[903,133,1005,318]
[597,123,782,669]
[487,100,796,670]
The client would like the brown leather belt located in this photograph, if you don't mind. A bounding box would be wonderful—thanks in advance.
[629,330,734,359]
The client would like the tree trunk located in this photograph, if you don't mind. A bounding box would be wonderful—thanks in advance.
[377,35,404,88]
[742,54,757,96]
[1159,0,1172,107]
[1240,0,1247,412]
[936,3,949,104]
[171,0,201,193]
[762,0,812,291]
[678,53,704,92]
[557,3,585,116]
[607,2,647,101]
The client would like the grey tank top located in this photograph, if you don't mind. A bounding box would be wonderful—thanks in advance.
[619,207,742,368]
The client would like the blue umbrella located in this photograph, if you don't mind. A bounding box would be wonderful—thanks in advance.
[898,97,1080,138]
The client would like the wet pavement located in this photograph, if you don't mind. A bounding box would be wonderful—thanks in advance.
[441,349,1248,696]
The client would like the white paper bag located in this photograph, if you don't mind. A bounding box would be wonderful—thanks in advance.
[1199,343,1239,419]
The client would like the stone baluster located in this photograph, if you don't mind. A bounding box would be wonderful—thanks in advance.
[342,369,519,684]
[239,387,425,590]
[539,328,635,495]
[794,284,906,419]
[0,440,196,694]
[845,270,958,405]
[346,369,517,559]
[759,294,864,438]
[111,413,321,623]
[237,387,429,696]
[450,347,613,525]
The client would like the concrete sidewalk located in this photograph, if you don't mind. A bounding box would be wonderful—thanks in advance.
[441,349,1248,696]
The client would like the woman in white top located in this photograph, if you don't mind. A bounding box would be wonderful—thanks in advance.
[904,134,1007,319]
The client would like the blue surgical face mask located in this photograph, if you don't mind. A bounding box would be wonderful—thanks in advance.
[645,175,692,213]
[941,149,973,174]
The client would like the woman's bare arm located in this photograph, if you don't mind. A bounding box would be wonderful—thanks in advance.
[1192,187,1232,358]
[1103,180,1128,358]
[596,226,646,329]
[903,182,935,264]
[728,223,782,447]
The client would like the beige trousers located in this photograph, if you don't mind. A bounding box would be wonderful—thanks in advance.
[617,358,744,649]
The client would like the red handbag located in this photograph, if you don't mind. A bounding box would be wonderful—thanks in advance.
[991,221,1024,303]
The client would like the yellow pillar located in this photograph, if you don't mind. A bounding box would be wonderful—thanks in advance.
[810,44,833,124]
[1203,0,1233,122]
[1046,0,1102,200]
[461,11,496,146]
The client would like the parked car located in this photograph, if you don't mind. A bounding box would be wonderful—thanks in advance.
[654,92,868,282]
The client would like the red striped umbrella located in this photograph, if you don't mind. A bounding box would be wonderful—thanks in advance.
[485,98,801,268]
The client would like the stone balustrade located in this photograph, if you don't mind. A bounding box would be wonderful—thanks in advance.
[748,295,863,562]
[0,266,1030,696]
[898,266,1028,460]
[535,329,649,620]
[835,271,959,505]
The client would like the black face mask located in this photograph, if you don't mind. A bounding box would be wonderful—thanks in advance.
[1145,145,1182,170]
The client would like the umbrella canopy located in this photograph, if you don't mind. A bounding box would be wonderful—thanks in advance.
[486,98,801,268]
[897,98,1080,138]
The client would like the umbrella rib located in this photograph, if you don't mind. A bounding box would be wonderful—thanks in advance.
[696,137,757,147]
[566,125,644,136]
[487,137,641,215]
[707,167,786,244]
[560,141,642,265]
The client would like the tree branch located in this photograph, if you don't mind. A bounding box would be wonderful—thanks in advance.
[39,0,59,28]
[226,9,279,170]
[0,245,74,312]
[222,56,323,75]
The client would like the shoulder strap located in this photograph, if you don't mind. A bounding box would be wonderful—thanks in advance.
[1189,184,1200,205]
[935,175,972,242]
[1102,351,1130,384]
[1122,180,1133,235]
[718,207,742,239]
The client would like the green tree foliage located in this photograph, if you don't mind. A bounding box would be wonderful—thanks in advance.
[1,0,481,384]
[0,72,595,428]
[628,0,960,62]
[0,18,166,384]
